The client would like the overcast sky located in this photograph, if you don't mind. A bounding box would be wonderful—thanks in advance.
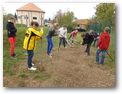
[3,3,99,19]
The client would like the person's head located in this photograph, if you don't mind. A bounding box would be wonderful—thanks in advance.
[31,21,39,29]
[104,26,110,33]
[89,30,94,35]
[63,24,67,29]
[53,23,59,30]
[8,17,15,23]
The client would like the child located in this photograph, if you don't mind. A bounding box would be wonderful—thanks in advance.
[68,29,78,45]
[6,17,17,58]
[23,21,43,71]
[82,30,94,56]
[58,25,67,48]
[96,27,110,65]
[46,23,59,58]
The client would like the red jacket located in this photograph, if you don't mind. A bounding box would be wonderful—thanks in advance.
[71,30,78,38]
[98,31,110,50]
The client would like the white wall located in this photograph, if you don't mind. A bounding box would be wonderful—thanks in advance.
[17,10,44,27]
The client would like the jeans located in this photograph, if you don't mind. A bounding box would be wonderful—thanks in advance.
[96,49,106,64]
[59,37,66,48]
[9,37,16,56]
[47,37,53,55]
[27,50,34,68]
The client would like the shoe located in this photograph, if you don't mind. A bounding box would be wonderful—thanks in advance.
[28,67,37,71]
[64,46,67,48]
[49,54,52,58]
[32,63,34,66]
[50,53,52,56]
[11,53,16,59]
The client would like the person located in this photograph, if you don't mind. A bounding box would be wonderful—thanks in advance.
[68,28,78,45]
[96,26,110,65]
[82,30,94,56]
[58,25,67,48]
[6,17,17,58]
[92,32,100,47]
[46,23,59,58]
[23,21,43,71]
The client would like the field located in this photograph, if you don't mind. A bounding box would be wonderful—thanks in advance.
[3,25,116,87]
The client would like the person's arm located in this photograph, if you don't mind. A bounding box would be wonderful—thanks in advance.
[32,28,44,37]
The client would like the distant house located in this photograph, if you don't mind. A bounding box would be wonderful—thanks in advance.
[16,3,45,27]
[74,19,90,30]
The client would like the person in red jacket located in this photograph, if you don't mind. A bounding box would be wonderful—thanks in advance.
[68,28,78,45]
[96,26,110,64]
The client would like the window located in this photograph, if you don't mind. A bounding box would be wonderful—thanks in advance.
[24,15,28,19]
[33,17,37,20]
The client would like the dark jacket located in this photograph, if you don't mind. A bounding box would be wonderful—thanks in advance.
[6,22,17,37]
[47,27,57,38]
[82,33,94,45]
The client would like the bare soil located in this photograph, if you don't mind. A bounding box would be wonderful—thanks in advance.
[3,45,116,88]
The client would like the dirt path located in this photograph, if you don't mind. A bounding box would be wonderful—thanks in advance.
[36,45,115,87]
[4,44,115,87]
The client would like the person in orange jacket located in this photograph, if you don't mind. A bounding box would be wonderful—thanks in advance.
[96,26,110,65]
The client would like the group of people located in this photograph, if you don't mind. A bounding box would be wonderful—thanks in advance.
[6,18,111,71]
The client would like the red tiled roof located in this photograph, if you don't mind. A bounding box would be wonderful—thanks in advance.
[74,19,89,25]
[16,3,45,13]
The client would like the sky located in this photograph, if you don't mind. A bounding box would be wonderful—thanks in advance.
[3,2,99,19]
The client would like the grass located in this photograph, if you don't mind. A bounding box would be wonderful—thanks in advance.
[3,25,116,87]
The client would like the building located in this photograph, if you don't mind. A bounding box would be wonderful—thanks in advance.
[74,19,90,30]
[16,3,45,27]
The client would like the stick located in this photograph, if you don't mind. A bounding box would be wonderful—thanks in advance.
[106,51,114,61]
[39,37,43,64]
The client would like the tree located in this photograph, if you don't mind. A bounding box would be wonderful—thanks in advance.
[14,13,17,20]
[3,13,15,30]
[54,10,76,32]
[95,3,115,30]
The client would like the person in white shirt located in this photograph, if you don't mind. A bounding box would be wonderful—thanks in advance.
[58,25,67,48]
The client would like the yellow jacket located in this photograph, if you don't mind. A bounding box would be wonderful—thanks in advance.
[23,27,43,50]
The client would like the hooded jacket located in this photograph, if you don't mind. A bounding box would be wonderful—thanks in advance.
[6,22,17,37]
[98,31,110,50]
[23,27,43,50]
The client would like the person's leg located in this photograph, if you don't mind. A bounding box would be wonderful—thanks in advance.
[9,37,15,57]
[85,44,88,53]
[27,50,34,68]
[63,38,66,47]
[96,49,101,63]
[100,50,106,64]
[13,37,16,56]
[47,37,51,55]
[87,44,91,55]
[59,37,63,48]
[71,37,74,44]
[50,38,54,54]
[93,39,96,47]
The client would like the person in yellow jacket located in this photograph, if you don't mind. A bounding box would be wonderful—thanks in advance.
[23,21,43,71]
